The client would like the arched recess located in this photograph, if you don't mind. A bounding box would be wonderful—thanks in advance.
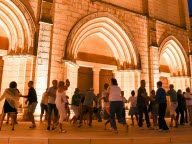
[65,12,140,69]
[159,36,188,76]
[0,0,36,54]
[159,36,189,91]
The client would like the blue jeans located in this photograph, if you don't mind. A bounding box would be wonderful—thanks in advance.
[110,101,126,129]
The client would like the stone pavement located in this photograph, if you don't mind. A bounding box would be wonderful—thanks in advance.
[0,119,192,144]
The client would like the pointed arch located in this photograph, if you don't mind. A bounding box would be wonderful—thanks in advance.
[159,36,188,76]
[65,12,140,69]
[0,0,36,53]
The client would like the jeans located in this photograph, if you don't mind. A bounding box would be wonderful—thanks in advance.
[110,101,126,130]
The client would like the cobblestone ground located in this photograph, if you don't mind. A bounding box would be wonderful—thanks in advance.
[0,119,191,144]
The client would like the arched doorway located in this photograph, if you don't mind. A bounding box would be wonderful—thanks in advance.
[159,36,189,116]
[0,0,36,118]
[64,12,140,99]
[159,36,189,91]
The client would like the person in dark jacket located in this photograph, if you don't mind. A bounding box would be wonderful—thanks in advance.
[137,80,152,129]
[156,81,169,132]
[24,81,38,128]
[176,89,185,125]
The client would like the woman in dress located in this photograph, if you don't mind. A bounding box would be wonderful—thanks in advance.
[54,80,70,133]
[0,81,20,130]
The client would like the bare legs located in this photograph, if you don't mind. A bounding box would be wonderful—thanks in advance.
[28,112,36,128]
[0,112,16,130]
[131,114,138,125]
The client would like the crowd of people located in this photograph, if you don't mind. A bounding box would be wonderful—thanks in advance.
[0,78,192,134]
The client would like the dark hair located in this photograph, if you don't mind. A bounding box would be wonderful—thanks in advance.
[74,88,80,93]
[177,89,182,93]
[186,87,190,92]
[141,80,145,83]
[104,83,109,89]
[131,90,135,96]
[157,81,162,87]
[111,78,118,85]
[58,81,65,87]
[170,84,174,88]
[9,81,17,88]
[29,81,34,85]
[151,90,155,94]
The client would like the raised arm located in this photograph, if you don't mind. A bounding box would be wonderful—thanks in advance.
[64,79,70,90]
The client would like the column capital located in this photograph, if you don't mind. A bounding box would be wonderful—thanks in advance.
[63,60,79,68]
[92,67,100,72]
[149,46,159,49]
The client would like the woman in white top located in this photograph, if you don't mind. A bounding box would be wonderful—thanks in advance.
[107,78,128,134]
[54,80,70,133]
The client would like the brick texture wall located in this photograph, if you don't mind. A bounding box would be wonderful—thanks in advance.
[148,0,185,27]
[102,0,144,14]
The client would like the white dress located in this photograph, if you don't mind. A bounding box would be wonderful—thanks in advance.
[56,90,67,123]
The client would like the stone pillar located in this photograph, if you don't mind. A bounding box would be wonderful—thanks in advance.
[114,70,141,99]
[149,46,159,91]
[0,55,35,116]
[64,60,79,100]
[93,67,100,95]
[35,23,53,115]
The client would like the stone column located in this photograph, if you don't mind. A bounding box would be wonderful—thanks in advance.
[149,46,159,91]
[93,67,100,95]
[35,23,53,115]
[0,55,35,118]
[63,60,79,100]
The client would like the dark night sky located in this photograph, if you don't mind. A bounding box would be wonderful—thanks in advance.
[189,0,192,17]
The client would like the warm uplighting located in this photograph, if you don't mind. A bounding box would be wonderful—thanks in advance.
[68,17,138,68]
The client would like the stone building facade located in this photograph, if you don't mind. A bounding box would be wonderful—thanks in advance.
[0,0,192,116]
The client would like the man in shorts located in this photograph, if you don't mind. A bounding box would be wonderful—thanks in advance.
[25,81,38,128]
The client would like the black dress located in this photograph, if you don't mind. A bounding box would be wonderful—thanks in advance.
[3,100,17,113]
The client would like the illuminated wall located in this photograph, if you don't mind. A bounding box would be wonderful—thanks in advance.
[0,0,192,120]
